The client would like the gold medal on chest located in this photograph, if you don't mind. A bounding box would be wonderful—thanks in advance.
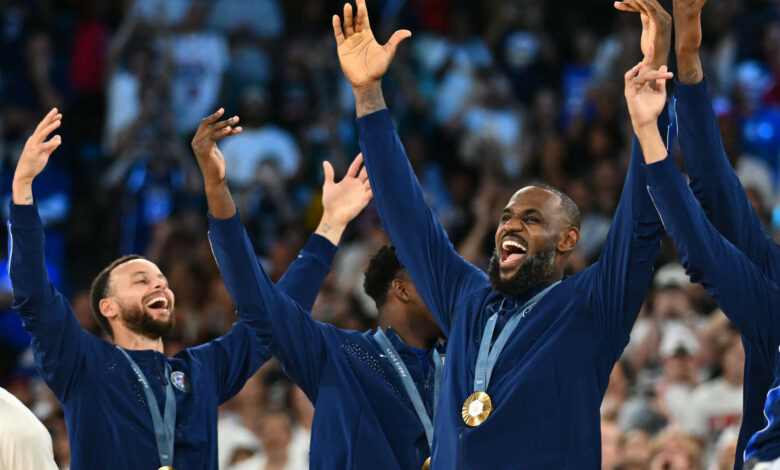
[461,391,493,427]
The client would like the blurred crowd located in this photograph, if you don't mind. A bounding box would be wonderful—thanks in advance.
[1,0,779,469]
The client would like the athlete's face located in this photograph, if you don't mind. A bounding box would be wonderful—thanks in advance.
[489,187,568,295]
[109,259,175,339]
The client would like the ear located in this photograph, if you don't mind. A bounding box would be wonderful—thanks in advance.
[99,298,119,321]
[557,227,580,254]
[390,279,411,303]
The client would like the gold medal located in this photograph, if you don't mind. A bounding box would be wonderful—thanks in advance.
[422,457,431,470]
[462,391,493,427]
[158,467,175,470]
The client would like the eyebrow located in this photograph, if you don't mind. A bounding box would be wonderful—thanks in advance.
[502,207,543,217]
[132,271,168,281]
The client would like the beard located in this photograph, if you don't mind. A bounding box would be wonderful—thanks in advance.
[119,300,175,340]
[488,242,558,297]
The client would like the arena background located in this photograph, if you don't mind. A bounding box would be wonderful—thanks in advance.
[1,0,779,468]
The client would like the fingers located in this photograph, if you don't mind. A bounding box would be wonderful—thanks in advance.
[323,161,335,184]
[42,135,62,153]
[355,0,370,33]
[614,1,640,12]
[343,3,354,37]
[385,29,412,55]
[34,108,61,136]
[210,116,239,131]
[210,124,240,141]
[39,115,62,139]
[358,166,368,182]
[632,69,674,88]
[363,180,372,193]
[200,108,225,128]
[346,152,363,177]
[332,15,345,44]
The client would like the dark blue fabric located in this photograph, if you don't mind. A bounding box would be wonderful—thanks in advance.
[208,213,443,469]
[674,78,780,469]
[645,156,780,463]
[356,109,664,469]
[7,204,333,469]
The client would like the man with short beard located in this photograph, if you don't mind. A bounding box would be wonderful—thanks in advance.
[333,1,669,467]
[7,109,367,469]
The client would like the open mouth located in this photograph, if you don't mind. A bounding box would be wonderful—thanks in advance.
[145,295,169,313]
[499,238,527,268]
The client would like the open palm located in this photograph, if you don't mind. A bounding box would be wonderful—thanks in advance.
[322,153,373,226]
[333,0,411,88]
[14,108,62,184]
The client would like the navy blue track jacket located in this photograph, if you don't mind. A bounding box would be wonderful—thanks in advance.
[356,109,665,469]
[207,212,444,469]
[672,78,780,467]
[8,203,333,469]
[645,156,780,463]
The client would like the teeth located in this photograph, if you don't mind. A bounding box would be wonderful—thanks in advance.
[502,240,526,253]
[146,296,168,309]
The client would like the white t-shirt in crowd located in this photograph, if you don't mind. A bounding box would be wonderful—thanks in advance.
[219,126,302,186]
[0,387,58,470]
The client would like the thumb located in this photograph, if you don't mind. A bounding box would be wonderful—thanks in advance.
[323,161,335,185]
[384,29,412,56]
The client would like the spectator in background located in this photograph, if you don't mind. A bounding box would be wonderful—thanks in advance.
[657,323,701,427]
[168,1,229,134]
[0,386,57,470]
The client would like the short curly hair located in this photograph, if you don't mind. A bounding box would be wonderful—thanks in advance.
[363,245,404,309]
[89,254,145,337]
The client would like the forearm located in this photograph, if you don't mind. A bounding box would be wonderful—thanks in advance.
[204,181,237,219]
[278,233,337,312]
[353,82,387,118]
[314,215,347,246]
[674,7,704,85]
[12,180,34,206]
[635,124,668,164]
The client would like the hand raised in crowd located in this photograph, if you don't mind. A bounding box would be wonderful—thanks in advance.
[12,108,62,205]
[332,0,411,90]
[190,108,242,187]
[614,0,672,70]
[316,153,373,245]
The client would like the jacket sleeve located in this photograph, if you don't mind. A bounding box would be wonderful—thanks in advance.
[8,203,91,402]
[577,128,667,356]
[206,212,331,400]
[276,233,338,312]
[674,78,776,269]
[356,109,488,336]
[645,156,780,362]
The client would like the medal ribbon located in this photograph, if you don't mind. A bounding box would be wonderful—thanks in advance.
[373,329,442,449]
[473,281,560,393]
[117,347,177,467]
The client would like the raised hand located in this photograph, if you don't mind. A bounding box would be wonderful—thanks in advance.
[332,0,411,90]
[614,0,672,70]
[13,108,62,205]
[625,46,674,130]
[316,153,373,245]
[673,0,709,84]
[190,108,242,186]
[625,45,674,163]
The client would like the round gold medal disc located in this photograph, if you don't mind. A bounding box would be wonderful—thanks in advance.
[461,391,493,427]
[422,457,431,470]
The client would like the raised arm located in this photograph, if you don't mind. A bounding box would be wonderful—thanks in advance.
[334,0,487,335]
[645,157,780,360]
[670,0,775,268]
[9,110,90,401]
[581,9,670,354]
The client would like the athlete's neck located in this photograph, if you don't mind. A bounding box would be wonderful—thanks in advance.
[379,318,436,350]
[113,328,164,353]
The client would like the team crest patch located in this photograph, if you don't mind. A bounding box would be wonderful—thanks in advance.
[170,371,190,392]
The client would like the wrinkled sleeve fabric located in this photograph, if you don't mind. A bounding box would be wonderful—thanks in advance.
[578,129,666,357]
[356,110,488,336]
[8,203,90,403]
[674,79,774,268]
[206,213,331,400]
[645,157,780,361]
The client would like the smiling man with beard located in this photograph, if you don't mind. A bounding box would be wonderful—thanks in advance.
[6,109,365,469]
[333,1,671,467]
